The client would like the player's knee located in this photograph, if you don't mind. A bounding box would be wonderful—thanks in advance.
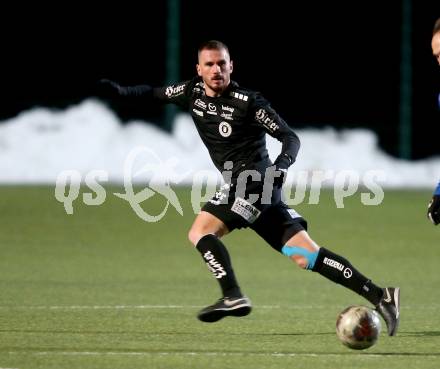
[281,245,318,270]
[188,228,201,246]
[188,227,212,246]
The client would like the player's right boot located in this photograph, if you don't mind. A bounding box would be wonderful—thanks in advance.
[375,287,400,336]
[197,296,252,323]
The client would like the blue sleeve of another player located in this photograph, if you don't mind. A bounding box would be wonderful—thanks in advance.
[434,182,440,196]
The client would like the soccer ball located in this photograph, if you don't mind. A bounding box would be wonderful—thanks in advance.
[336,305,381,350]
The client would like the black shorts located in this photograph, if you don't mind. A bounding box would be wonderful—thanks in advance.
[202,181,307,252]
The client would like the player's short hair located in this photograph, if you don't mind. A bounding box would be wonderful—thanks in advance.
[198,40,230,57]
[433,18,440,35]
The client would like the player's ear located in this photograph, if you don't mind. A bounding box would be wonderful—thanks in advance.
[230,60,233,73]
[196,64,202,76]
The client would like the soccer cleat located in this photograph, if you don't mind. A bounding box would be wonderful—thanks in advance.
[197,296,252,323]
[375,287,400,336]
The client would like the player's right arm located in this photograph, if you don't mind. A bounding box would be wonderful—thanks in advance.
[97,78,194,109]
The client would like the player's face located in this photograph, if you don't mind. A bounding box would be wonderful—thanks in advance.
[197,48,233,97]
[432,32,440,66]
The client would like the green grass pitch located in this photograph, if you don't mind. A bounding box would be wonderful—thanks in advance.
[0,186,439,369]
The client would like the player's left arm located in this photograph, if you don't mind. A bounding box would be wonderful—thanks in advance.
[251,93,300,171]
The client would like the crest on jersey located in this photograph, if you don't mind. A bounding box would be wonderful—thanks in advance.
[219,121,232,137]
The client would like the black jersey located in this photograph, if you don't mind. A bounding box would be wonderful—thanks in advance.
[116,77,300,178]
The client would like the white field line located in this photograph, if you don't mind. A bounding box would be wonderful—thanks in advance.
[5,351,440,359]
[0,305,433,310]
[0,305,277,310]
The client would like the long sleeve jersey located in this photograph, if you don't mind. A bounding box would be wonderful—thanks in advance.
[115,77,300,179]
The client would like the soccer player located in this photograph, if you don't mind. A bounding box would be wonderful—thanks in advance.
[99,40,400,335]
[428,18,440,226]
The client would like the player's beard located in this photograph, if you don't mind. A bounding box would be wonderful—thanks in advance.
[208,77,228,94]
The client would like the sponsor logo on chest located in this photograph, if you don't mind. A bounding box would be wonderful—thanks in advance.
[222,105,234,113]
[194,99,207,110]
[219,105,234,120]
[207,103,217,115]
[192,108,204,117]
[220,112,233,120]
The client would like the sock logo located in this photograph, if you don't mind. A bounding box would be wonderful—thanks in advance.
[323,257,352,279]
[203,251,227,279]
[323,257,344,271]
[343,268,352,279]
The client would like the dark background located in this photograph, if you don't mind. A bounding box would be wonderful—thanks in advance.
[1,1,439,159]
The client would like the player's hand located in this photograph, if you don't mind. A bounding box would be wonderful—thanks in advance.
[427,194,440,225]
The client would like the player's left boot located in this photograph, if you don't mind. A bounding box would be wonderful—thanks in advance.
[197,296,252,323]
[375,287,400,336]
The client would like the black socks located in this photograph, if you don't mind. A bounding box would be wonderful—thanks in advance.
[312,247,383,305]
[196,237,384,305]
[196,234,242,298]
